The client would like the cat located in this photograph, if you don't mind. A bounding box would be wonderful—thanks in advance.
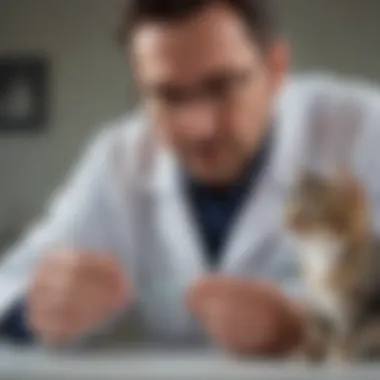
[285,169,380,363]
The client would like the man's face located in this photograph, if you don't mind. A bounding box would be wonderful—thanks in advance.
[131,4,288,185]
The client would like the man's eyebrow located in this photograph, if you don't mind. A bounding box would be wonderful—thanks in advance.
[199,67,253,86]
[146,67,253,95]
[147,83,185,98]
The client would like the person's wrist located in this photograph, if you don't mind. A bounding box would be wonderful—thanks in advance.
[275,295,307,356]
[222,283,306,358]
[251,284,306,357]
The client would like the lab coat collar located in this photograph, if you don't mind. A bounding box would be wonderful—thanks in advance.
[152,143,209,277]
[145,80,305,274]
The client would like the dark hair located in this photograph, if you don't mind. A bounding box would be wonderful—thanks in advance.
[118,0,276,49]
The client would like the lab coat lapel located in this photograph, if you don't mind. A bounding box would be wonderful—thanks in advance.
[219,153,284,273]
[152,146,208,281]
[150,78,307,277]
[219,88,306,273]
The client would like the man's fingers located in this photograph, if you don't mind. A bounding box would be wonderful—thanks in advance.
[32,253,130,308]
[27,298,81,345]
[29,310,86,346]
[27,250,133,345]
[29,287,116,344]
[30,278,122,322]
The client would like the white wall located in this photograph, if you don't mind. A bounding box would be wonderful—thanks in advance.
[0,0,379,243]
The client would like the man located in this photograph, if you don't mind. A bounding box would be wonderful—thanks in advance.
[0,0,380,356]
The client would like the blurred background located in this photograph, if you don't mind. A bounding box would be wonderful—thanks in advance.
[0,0,379,251]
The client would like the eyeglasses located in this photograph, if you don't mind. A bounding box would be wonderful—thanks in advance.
[147,67,257,111]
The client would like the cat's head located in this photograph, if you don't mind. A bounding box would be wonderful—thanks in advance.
[285,169,368,245]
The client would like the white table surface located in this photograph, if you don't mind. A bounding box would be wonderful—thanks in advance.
[0,346,379,380]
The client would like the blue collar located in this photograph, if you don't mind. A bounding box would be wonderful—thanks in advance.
[182,129,274,266]
[183,129,273,199]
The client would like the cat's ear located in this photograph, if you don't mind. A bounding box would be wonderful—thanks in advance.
[336,168,366,214]
[334,167,362,196]
[335,168,368,242]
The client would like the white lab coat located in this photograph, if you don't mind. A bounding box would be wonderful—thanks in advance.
[1,73,380,347]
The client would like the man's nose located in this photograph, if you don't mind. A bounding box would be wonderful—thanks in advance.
[176,102,218,140]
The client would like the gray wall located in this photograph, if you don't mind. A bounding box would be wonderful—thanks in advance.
[274,0,380,79]
[0,0,132,242]
[0,0,379,243]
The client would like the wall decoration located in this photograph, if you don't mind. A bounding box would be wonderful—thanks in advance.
[0,55,49,133]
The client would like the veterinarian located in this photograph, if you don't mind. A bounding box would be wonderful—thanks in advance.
[1,0,380,355]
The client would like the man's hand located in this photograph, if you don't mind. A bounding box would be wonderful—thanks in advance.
[27,251,133,346]
[187,276,305,357]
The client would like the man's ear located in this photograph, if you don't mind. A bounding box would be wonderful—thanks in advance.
[266,39,289,93]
